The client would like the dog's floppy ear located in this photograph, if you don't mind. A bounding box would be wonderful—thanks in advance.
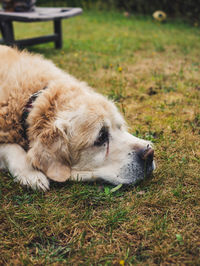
[27,125,71,182]
[45,159,71,182]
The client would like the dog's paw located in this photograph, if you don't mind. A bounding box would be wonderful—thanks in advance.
[14,169,49,191]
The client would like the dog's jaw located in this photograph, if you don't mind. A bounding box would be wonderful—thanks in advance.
[70,158,155,185]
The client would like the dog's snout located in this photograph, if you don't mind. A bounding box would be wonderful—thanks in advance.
[137,146,154,162]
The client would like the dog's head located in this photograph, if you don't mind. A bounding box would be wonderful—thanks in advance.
[27,88,155,185]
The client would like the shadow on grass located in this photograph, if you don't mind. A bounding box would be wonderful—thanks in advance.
[49,172,155,194]
[27,45,59,57]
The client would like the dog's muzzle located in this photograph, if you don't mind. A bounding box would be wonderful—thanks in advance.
[119,145,155,184]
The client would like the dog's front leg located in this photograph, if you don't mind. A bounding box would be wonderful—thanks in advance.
[0,143,49,191]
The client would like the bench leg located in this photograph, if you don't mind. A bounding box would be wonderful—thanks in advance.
[0,22,4,43]
[54,19,62,49]
[1,21,15,45]
[0,21,6,41]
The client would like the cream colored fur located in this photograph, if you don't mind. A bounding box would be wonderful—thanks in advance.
[0,45,155,190]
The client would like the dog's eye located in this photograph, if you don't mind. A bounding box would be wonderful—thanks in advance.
[94,127,109,146]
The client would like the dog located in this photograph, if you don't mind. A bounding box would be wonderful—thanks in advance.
[0,45,155,190]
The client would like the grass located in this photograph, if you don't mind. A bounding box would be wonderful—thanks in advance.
[0,10,200,265]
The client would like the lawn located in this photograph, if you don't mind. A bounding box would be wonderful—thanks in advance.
[0,10,200,265]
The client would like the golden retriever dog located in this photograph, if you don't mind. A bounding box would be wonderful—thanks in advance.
[0,45,155,190]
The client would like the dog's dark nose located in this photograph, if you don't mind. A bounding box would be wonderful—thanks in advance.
[137,146,154,163]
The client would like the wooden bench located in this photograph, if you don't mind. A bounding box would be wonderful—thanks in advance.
[0,7,82,49]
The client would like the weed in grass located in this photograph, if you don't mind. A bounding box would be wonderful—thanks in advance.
[133,129,163,143]
[103,207,129,235]
[26,236,72,263]
[154,43,166,52]
[176,234,184,245]
[152,211,169,232]
[107,78,126,102]
[172,184,183,198]
[108,87,124,102]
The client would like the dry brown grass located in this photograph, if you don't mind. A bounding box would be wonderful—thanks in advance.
[0,10,200,265]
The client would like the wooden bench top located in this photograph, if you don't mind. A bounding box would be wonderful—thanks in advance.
[0,7,82,22]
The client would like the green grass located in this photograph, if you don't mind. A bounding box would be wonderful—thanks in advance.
[1,10,200,265]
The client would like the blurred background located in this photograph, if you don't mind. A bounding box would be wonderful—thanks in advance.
[37,0,200,24]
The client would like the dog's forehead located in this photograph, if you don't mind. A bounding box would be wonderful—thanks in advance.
[81,98,125,130]
[56,94,125,134]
